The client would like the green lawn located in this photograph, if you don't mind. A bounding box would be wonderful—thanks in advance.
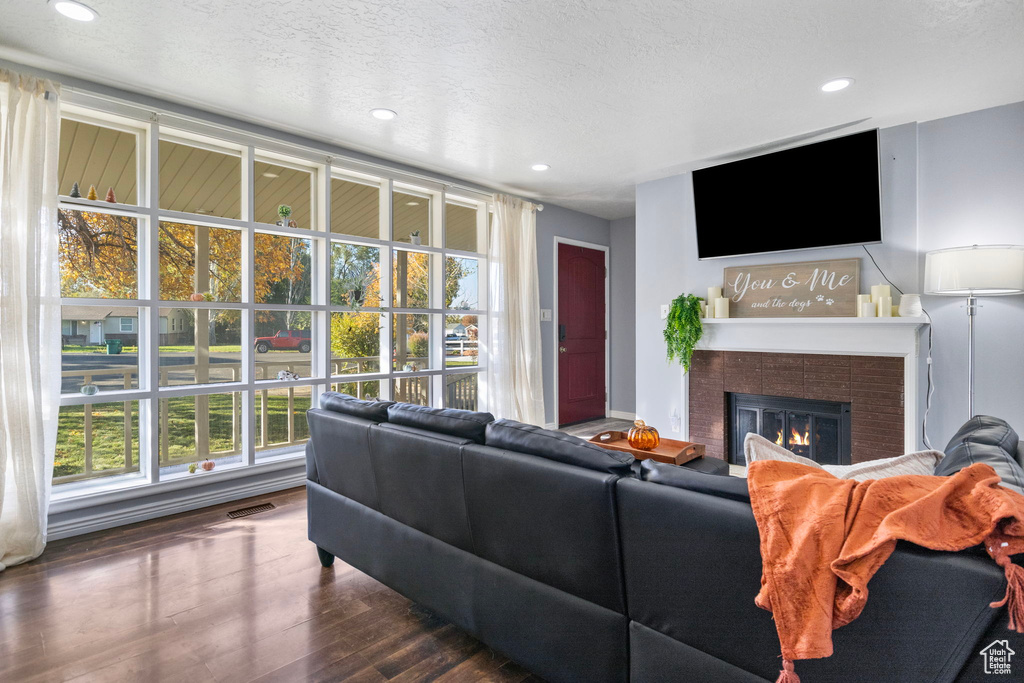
[55,391,310,480]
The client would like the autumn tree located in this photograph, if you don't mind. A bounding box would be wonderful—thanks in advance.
[59,211,312,340]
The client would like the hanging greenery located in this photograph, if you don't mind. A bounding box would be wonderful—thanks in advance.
[664,293,705,372]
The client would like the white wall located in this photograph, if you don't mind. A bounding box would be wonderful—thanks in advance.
[918,102,1024,445]
[635,123,930,442]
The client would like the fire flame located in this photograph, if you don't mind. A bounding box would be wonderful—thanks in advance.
[775,427,811,447]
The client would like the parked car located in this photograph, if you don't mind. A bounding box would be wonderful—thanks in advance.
[254,329,311,353]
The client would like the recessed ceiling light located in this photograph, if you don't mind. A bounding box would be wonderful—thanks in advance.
[531,164,550,172]
[370,108,397,121]
[51,0,98,21]
[261,171,279,178]
[406,201,420,206]
[821,78,853,93]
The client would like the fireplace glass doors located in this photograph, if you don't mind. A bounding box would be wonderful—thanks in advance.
[729,393,851,466]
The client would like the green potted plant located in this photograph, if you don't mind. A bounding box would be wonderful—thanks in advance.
[410,230,422,246]
[277,204,292,226]
[664,294,705,372]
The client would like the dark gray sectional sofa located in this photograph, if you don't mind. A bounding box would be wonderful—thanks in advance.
[305,393,1022,682]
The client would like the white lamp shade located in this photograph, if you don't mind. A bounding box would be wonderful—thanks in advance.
[924,245,1024,296]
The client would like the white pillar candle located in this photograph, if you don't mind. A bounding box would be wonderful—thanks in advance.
[878,296,893,317]
[700,302,708,318]
[861,301,877,317]
[714,297,730,319]
[708,286,723,303]
[891,304,900,317]
[870,284,891,304]
[856,294,872,318]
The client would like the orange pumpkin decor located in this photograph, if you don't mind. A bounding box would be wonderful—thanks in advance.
[627,419,660,451]
[190,293,205,302]
[200,460,216,471]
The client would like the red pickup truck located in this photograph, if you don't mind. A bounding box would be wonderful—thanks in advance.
[254,330,311,353]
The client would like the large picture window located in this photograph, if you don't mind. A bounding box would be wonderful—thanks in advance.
[54,104,488,493]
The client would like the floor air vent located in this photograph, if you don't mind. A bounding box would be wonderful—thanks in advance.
[227,502,276,519]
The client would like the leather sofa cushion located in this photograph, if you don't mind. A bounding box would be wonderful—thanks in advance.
[639,459,750,503]
[485,419,635,475]
[320,391,393,422]
[935,415,1024,495]
[462,444,628,613]
[367,423,474,551]
[376,422,473,445]
[387,403,494,443]
[306,408,380,510]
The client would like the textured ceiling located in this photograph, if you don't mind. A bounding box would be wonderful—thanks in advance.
[3,0,1024,220]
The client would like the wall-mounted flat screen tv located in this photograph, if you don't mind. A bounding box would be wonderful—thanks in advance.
[692,129,882,259]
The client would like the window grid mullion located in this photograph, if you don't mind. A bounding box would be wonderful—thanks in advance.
[55,100,491,495]
[144,118,161,484]
[242,145,257,466]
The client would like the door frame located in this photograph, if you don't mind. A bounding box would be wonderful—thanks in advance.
[552,236,610,427]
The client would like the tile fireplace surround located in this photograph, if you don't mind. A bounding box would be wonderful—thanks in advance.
[684,318,928,464]
[690,351,902,463]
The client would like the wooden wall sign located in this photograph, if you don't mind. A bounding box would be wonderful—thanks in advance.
[722,258,860,318]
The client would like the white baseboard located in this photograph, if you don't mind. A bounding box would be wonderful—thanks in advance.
[544,422,558,430]
[608,410,636,421]
[47,468,306,541]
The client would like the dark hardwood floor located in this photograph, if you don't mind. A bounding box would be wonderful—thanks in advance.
[0,488,544,682]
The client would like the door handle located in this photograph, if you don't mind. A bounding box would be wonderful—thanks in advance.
[559,346,567,353]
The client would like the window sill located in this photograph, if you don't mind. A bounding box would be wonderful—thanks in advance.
[49,451,306,515]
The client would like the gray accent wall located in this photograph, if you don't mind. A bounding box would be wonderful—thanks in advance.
[536,204,611,426]
[635,102,1024,449]
[610,216,637,416]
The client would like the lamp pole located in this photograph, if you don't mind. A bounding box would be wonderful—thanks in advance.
[966,295,976,419]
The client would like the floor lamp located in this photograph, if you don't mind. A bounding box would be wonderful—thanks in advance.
[924,244,1024,419]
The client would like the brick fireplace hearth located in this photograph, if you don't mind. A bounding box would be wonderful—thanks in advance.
[688,351,905,464]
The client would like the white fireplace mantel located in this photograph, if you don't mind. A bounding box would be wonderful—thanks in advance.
[685,316,930,453]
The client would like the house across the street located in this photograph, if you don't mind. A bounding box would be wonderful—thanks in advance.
[61,306,192,346]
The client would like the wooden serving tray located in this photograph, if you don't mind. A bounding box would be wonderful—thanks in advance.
[589,431,705,466]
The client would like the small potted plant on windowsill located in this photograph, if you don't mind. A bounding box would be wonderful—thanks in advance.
[410,230,421,246]
[277,204,292,227]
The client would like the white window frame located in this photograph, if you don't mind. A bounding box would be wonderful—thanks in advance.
[53,93,491,502]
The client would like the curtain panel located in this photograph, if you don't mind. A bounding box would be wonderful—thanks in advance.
[0,70,61,570]
[486,194,546,425]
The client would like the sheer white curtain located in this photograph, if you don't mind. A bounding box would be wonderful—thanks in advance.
[0,70,61,571]
[486,194,546,425]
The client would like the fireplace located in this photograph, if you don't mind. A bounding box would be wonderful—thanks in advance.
[728,393,852,466]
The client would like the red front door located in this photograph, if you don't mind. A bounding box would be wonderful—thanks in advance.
[557,243,606,426]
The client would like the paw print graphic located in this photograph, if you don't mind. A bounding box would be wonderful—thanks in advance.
[825,298,834,306]
[816,295,825,302]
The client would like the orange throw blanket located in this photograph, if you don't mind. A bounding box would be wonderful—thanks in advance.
[747,460,1024,683]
